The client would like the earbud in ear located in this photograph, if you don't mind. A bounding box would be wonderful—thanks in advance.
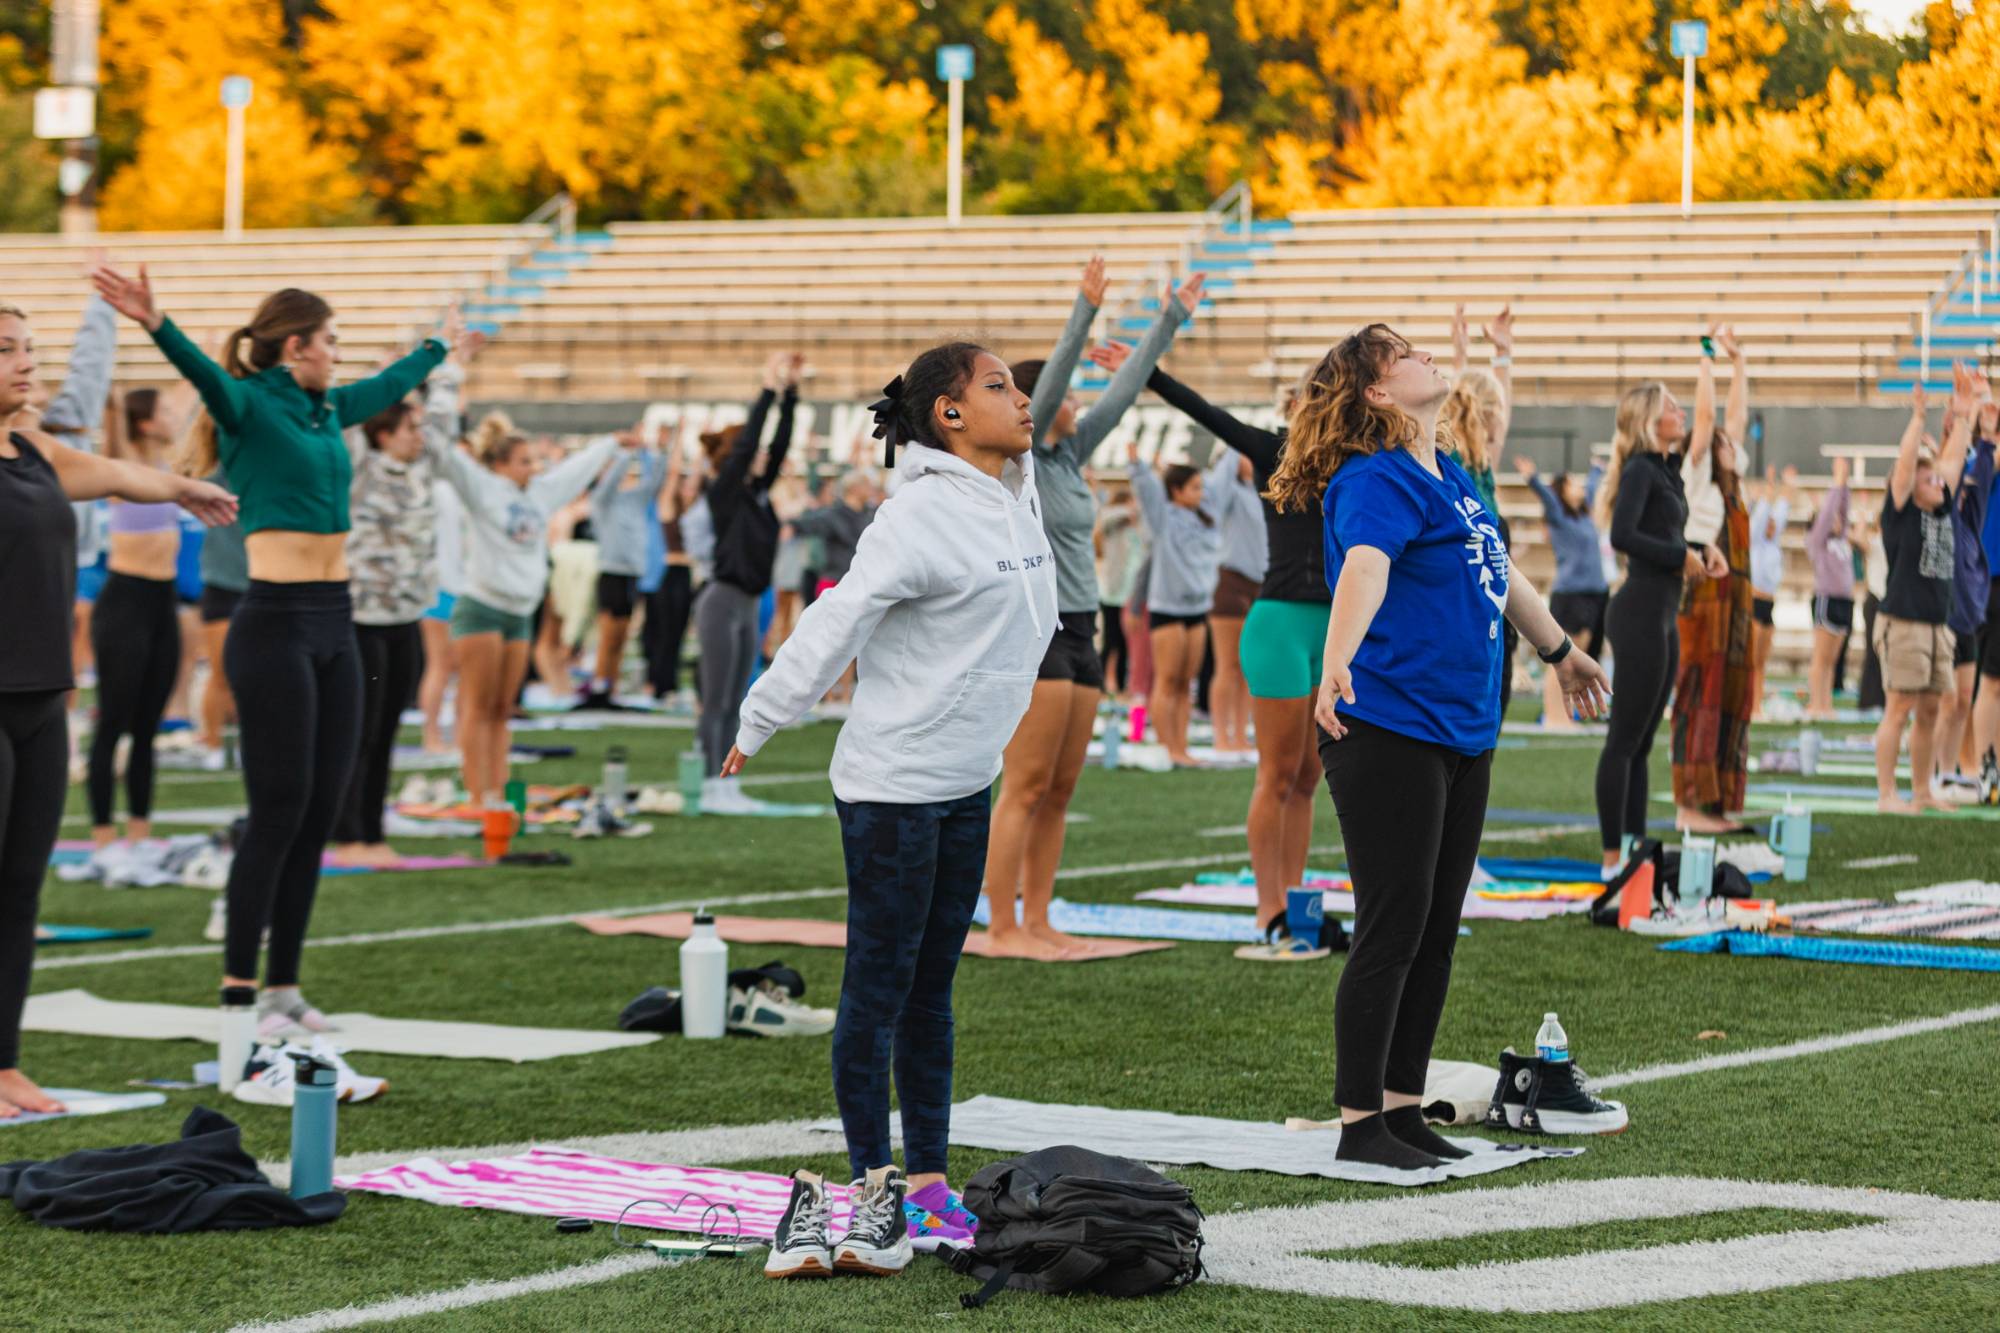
[944,408,961,420]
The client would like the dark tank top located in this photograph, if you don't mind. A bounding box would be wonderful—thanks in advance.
[1,432,79,691]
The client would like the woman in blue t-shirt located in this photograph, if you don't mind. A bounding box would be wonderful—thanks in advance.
[1266,324,1610,1176]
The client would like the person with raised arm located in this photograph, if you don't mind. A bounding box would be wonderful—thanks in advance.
[1512,451,1607,732]
[980,259,1202,959]
[1592,353,1725,873]
[1872,367,1982,812]
[1446,305,1519,710]
[1804,454,1856,721]
[1929,396,1996,801]
[1747,463,1798,721]
[1670,325,1757,832]
[91,262,446,1043]
[0,298,234,1116]
[1264,324,1608,1174]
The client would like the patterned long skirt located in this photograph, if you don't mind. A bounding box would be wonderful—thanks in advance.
[1671,502,1755,813]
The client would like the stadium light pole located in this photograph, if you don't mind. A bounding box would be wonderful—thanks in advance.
[1671,21,1708,220]
[936,45,974,226]
[221,75,253,240]
[45,0,101,235]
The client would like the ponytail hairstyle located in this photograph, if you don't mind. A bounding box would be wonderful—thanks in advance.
[1266,324,1430,514]
[1595,381,1672,527]
[471,410,529,469]
[1441,369,1503,476]
[868,341,987,467]
[117,387,161,463]
[180,288,334,476]
[363,400,417,451]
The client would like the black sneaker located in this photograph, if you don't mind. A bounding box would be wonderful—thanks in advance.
[833,1166,912,1275]
[1484,1047,1532,1130]
[764,1170,833,1279]
[1518,1058,1628,1135]
[1981,749,2000,806]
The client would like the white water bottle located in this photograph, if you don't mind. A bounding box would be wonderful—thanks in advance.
[1535,1012,1570,1064]
[603,745,629,813]
[679,913,728,1039]
[219,985,257,1092]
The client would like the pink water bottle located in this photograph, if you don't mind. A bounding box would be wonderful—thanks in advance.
[1128,703,1147,743]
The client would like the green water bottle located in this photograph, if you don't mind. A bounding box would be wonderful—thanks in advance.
[678,748,705,816]
[504,779,527,820]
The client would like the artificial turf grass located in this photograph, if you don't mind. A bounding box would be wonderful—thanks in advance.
[12,713,2000,1330]
[1317,1206,1877,1268]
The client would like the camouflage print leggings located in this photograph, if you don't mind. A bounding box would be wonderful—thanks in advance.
[831,787,990,1181]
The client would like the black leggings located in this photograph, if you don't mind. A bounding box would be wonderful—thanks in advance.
[1099,602,1128,693]
[1320,717,1491,1112]
[88,572,180,828]
[223,582,362,986]
[333,621,425,846]
[642,565,695,696]
[1595,571,1681,853]
[0,691,67,1068]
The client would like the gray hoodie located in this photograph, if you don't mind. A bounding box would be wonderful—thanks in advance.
[42,298,118,565]
[591,448,667,576]
[1206,447,1268,583]
[1029,292,1192,614]
[1130,460,1222,616]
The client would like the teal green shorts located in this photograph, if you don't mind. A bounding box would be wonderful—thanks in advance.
[449,594,534,643]
[1240,599,1329,699]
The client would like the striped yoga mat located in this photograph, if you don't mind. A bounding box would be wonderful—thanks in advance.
[1783,898,2000,941]
[338,1148,853,1238]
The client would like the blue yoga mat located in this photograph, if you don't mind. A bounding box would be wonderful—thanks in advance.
[1480,856,1603,882]
[1660,930,2000,974]
[36,924,153,944]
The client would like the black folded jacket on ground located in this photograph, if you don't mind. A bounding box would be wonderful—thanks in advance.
[0,1105,344,1232]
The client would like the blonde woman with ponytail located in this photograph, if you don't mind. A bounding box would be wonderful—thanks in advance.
[91,262,450,1043]
[1272,324,1607,1176]
[1591,368,1726,872]
[421,388,639,806]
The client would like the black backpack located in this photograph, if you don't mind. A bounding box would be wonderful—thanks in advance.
[943,1146,1204,1308]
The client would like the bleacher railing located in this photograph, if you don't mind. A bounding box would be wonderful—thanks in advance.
[1914,207,2000,383]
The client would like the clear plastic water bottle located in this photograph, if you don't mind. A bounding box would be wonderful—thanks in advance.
[1101,704,1123,770]
[1535,1012,1570,1064]
[603,745,629,813]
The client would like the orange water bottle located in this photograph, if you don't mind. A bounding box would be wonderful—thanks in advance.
[482,796,517,860]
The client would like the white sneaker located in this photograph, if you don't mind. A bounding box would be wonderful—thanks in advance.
[310,1037,387,1103]
[199,747,228,772]
[834,1166,913,1275]
[396,775,433,807]
[231,1043,299,1107]
[204,895,228,943]
[634,786,686,816]
[1932,776,1979,806]
[728,983,836,1038]
[700,777,761,816]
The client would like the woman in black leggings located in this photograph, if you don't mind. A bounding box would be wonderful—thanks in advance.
[85,388,185,863]
[93,265,450,1043]
[1592,382,1725,871]
[1266,325,1607,1174]
[0,300,233,1117]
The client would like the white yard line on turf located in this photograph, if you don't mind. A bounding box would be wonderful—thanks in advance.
[1594,1002,2000,1090]
[33,846,1339,974]
[223,1254,657,1333]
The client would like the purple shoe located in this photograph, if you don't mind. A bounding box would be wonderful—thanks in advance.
[908,1180,979,1238]
[902,1199,973,1251]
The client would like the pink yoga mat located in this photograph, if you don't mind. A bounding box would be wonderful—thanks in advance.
[577,912,1176,961]
[1136,883,1584,921]
[339,1148,853,1238]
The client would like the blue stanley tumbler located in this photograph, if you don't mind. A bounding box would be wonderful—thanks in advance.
[289,1051,339,1199]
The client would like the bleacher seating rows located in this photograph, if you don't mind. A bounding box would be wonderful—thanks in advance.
[8,199,1996,409]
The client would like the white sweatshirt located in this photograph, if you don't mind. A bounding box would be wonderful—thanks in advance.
[735,443,1058,804]
[421,366,622,616]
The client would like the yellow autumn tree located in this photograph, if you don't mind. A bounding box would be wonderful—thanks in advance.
[1875,0,2000,198]
[1085,0,1240,199]
[97,0,373,231]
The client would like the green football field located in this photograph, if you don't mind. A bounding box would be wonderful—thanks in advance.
[7,703,2000,1332]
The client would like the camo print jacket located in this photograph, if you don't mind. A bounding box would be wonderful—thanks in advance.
[345,431,439,626]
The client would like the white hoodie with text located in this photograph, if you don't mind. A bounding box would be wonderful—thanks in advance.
[735,443,1058,804]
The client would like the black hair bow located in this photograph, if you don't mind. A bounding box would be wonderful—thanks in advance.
[868,375,905,468]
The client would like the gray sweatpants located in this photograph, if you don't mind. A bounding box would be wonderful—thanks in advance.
[696,581,760,776]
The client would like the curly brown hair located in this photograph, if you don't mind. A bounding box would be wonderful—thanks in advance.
[1266,324,1431,514]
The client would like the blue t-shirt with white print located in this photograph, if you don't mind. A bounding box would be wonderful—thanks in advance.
[1323,448,1510,756]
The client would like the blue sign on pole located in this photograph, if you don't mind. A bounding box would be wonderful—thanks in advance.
[1670,21,1708,59]
[936,45,974,82]
[220,75,254,109]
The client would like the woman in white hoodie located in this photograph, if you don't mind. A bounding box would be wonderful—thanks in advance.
[726,343,1054,1278]
[421,371,635,805]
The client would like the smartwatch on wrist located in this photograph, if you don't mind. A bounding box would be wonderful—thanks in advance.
[1537,635,1573,666]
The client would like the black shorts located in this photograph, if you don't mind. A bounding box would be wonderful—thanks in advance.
[1983,579,2000,679]
[597,572,638,618]
[199,585,243,625]
[1148,610,1208,631]
[1036,611,1105,688]
[1547,590,1608,642]
[1955,626,1979,668]
[1813,594,1855,635]
[1752,594,1775,627]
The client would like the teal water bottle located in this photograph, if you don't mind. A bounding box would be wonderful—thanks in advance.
[678,748,705,815]
[289,1051,338,1199]
[1101,704,1123,770]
